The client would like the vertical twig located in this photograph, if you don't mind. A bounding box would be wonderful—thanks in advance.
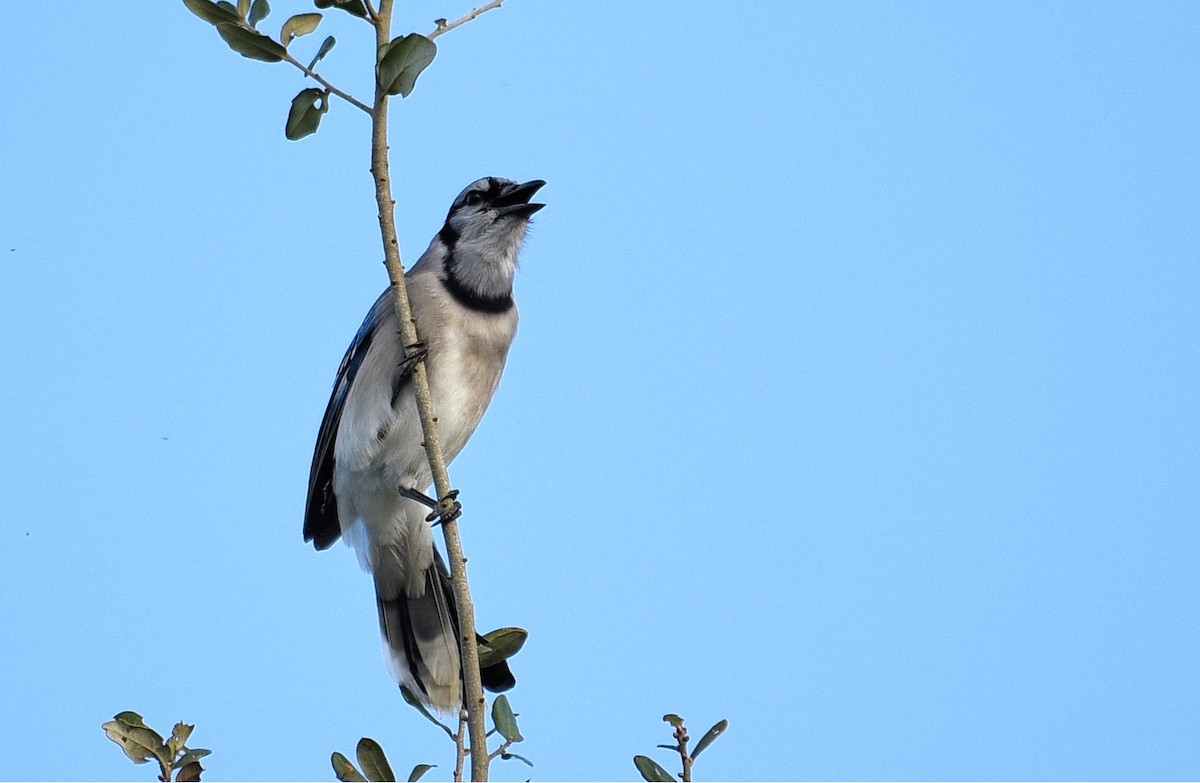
[673,722,693,782]
[367,1,489,779]
[454,710,468,782]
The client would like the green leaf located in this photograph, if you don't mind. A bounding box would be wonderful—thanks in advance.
[662,713,684,729]
[175,761,203,782]
[490,695,523,743]
[101,714,169,766]
[691,719,728,760]
[332,752,368,783]
[112,711,147,727]
[216,22,287,61]
[248,0,270,26]
[308,35,336,70]
[182,0,240,26]
[399,685,455,740]
[216,1,238,15]
[314,0,368,19]
[355,738,395,782]
[633,755,675,782]
[376,33,436,98]
[501,752,534,767]
[406,764,436,782]
[236,0,249,17]
[285,88,328,140]
[281,12,321,46]
[174,749,212,769]
[477,627,528,669]
[168,722,194,755]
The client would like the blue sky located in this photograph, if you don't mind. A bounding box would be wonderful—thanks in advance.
[2,2,1198,780]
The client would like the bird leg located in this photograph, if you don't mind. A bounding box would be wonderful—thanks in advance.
[398,486,462,527]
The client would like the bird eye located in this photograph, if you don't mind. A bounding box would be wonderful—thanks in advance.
[465,191,485,206]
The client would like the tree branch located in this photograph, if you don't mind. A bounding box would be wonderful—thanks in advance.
[454,711,468,782]
[428,0,505,40]
[281,52,372,114]
[672,722,693,783]
[369,2,490,780]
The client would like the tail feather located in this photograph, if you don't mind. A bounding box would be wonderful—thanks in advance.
[377,549,515,712]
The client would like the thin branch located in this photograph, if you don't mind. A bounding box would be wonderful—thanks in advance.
[370,1,490,780]
[672,722,693,783]
[428,0,505,40]
[454,711,468,782]
[487,741,514,762]
[281,52,372,114]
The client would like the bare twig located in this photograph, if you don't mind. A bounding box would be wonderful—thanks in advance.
[487,742,513,763]
[368,1,490,779]
[428,0,505,40]
[673,722,693,783]
[281,52,372,114]
[454,710,468,782]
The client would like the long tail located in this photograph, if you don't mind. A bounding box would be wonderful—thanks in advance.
[377,549,515,712]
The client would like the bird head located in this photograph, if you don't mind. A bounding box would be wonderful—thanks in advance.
[439,177,546,265]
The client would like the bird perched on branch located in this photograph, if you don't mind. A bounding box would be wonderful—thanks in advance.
[303,177,545,711]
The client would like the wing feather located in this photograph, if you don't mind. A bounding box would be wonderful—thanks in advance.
[303,297,385,549]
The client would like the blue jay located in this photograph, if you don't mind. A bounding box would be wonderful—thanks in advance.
[304,177,545,710]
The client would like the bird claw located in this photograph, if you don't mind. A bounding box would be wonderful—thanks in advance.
[398,486,462,527]
[398,341,429,373]
[426,489,461,527]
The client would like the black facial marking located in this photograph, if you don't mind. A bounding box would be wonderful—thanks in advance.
[438,221,458,249]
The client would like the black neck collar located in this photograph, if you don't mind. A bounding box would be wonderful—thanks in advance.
[442,257,514,314]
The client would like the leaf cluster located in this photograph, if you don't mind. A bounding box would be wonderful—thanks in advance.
[634,714,728,782]
[102,711,211,782]
[182,0,440,140]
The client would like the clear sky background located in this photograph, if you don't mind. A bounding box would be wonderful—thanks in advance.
[2,2,1198,781]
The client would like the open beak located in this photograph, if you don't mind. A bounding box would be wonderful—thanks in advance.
[493,179,546,217]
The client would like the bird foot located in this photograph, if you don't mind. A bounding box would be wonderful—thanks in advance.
[428,489,462,527]
[398,486,462,527]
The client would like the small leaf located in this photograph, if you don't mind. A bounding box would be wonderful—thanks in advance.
[216,22,287,61]
[285,87,328,140]
[281,12,321,46]
[662,713,684,729]
[655,744,676,751]
[501,752,534,767]
[691,719,728,760]
[633,755,675,782]
[376,33,436,98]
[399,685,455,740]
[477,627,527,669]
[102,715,169,766]
[407,764,436,782]
[332,752,368,783]
[490,695,523,743]
[112,711,147,727]
[175,761,203,782]
[314,0,368,19]
[168,722,194,755]
[308,35,336,70]
[174,749,212,769]
[356,737,395,782]
[183,0,241,25]
[248,0,270,26]
[236,0,249,17]
[216,1,238,15]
